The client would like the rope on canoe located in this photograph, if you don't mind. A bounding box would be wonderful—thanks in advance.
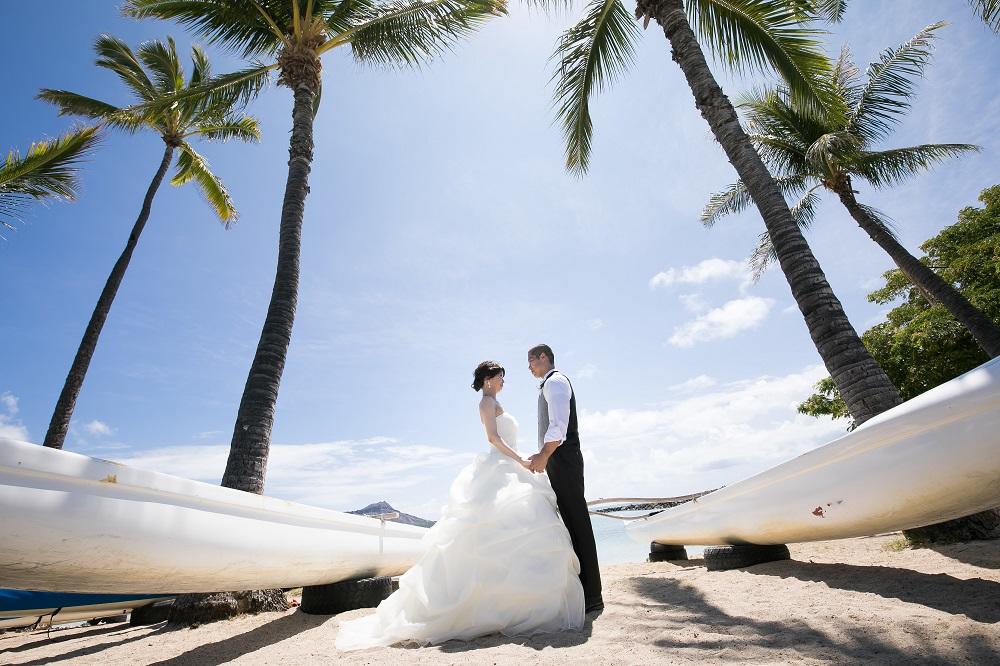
[586,488,720,521]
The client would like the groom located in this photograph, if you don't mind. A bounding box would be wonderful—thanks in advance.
[527,344,604,614]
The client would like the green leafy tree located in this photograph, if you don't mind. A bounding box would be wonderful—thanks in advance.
[0,127,101,240]
[125,0,505,499]
[799,185,1000,542]
[702,23,1000,357]
[38,36,260,450]
[548,0,902,425]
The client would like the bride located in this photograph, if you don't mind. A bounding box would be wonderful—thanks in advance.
[336,360,585,650]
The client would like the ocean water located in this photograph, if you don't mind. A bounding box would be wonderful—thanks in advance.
[592,510,705,565]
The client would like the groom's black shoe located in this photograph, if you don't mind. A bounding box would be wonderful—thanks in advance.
[585,599,604,614]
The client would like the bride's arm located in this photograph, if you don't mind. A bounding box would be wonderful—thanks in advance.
[479,399,529,466]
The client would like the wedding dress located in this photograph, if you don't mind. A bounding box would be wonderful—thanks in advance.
[336,412,585,650]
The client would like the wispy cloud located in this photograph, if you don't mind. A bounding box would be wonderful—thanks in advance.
[668,297,774,347]
[576,363,597,379]
[581,365,846,498]
[650,258,750,290]
[84,420,114,437]
[586,319,604,331]
[0,391,29,441]
[669,374,717,392]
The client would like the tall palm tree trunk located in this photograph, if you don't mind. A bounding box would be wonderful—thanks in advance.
[220,84,314,494]
[43,142,176,450]
[641,0,902,425]
[836,185,1000,358]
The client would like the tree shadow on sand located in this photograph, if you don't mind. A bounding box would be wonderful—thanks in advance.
[146,611,328,666]
[631,574,997,664]
[748,560,1000,623]
[926,540,1000,570]
[2,624,166,665]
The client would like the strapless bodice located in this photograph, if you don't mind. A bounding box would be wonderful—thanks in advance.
[496,412,519,451]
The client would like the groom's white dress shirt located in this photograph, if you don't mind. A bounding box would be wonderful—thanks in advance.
[541,369,572,446]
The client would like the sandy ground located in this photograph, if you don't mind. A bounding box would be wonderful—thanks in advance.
[2,535,998,665]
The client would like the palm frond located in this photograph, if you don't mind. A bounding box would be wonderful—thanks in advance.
[190,116,262,142]
[852,143,979,189]
[36,90,147,133]
[0,127,101,232]
[687,0,835,116]
[849,22,945,145]
[701,174,810,226]
[330,0,505,68]
[749,230,777,279]
[124,0,287,59]
[970,0,1000,32]
[94,34,158,102]
[172,142,238,224]
[138,37,185,94]
[804,130,859,175]
[551,0,639,175]
[855,201,899,240]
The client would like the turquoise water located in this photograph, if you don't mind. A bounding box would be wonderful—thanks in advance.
[592,511,704,565]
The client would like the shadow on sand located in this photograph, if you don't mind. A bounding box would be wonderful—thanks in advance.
[146,611,329,666]
[428,611,596,654]
[748,559,1000,623]
[630,561,998,665]
[1,624,164,666]
[927,539,1000,570]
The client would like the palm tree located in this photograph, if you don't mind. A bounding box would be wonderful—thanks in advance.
[550,0,902,424]
[38,35,260,450]
[124,0,505,497]
[702,24,1000,357]
[970,0,999,32]
[1,127,101,240]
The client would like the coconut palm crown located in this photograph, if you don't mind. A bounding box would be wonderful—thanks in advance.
[37,36,260,451]
[123,0,506,496]
[701,22,1000,357]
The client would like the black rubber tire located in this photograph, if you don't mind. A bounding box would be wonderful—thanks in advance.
[130,602,173,626]
[300,576,393,615]
[648,543,688,562]
[704,544,790,571]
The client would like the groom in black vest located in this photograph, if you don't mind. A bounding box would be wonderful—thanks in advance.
[527,344,604,614]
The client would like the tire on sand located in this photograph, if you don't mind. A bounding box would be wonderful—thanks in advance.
[649,542,688,562]
[704,544,790,571]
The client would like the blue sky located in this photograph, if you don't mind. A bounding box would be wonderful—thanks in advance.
[2,1,998,519]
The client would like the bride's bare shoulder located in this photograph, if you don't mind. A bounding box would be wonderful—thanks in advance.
[478,395,502,417]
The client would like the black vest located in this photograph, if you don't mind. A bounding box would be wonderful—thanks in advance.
[539,370,580,448]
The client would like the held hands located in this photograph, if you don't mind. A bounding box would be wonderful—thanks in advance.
[526,453,548,474]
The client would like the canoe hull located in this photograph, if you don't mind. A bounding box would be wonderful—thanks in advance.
[0,439,428,594]
[626,358,1000,546]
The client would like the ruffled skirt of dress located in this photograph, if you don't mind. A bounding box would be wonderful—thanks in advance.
[335,451,585,650]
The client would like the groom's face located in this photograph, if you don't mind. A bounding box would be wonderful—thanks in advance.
[527,353,550,378]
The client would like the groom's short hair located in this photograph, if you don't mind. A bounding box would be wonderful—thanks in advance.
[528,344,554,364]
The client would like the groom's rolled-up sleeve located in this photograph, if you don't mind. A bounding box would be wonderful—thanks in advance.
[542,375,572,445]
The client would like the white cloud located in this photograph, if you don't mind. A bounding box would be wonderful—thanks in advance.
[580,365,846,499]
[84,420,114,437]
[668,297,774,347]
[586,318,604,331]
[0,391,29,441]
[649,258,750,290]
[576,363,597,379]
[107,436,473,518]
[781,304,799,316]
[669,374,717,392]
[1,392,19,416]
[678,293,709,313]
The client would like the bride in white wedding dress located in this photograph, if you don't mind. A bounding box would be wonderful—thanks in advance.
[336,361,585,650]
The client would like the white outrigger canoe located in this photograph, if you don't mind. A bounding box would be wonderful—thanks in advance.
[0,590,171,630]
[0,439,427,594]
[626,357,1000,547]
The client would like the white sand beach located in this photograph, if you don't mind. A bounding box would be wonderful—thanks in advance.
[2,534,998,665]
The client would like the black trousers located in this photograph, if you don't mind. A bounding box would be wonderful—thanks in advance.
[546,443,602,604]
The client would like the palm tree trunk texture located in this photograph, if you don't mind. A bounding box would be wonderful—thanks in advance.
[642,0,902,425]
[220,83,314,494]
[42,142,176,450]
[836,185,1000,358]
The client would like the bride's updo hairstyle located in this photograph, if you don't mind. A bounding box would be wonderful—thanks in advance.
[472,361,505,392]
